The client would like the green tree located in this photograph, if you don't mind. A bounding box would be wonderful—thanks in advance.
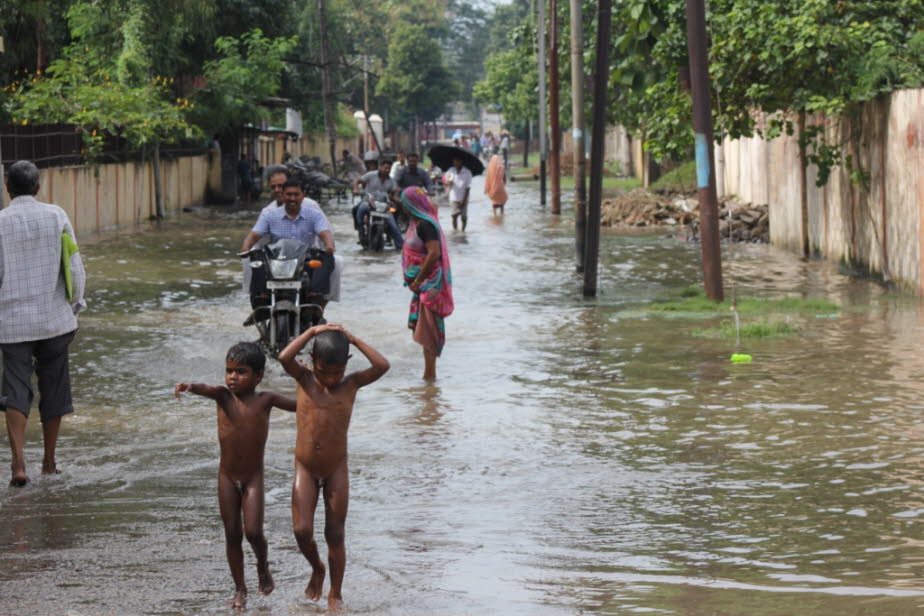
[376,23,456,127]
[189,29,297,136]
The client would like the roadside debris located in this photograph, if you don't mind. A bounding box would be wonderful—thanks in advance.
[601,189,769,243]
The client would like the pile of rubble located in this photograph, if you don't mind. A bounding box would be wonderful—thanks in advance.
[601,189,694,227]
[600,189,769,243]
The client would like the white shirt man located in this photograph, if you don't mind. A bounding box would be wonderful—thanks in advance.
[444,163,473,231]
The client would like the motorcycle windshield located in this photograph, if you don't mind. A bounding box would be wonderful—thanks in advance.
[267,239,309,261]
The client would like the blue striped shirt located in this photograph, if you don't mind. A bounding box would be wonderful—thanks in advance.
[252,202,330,245]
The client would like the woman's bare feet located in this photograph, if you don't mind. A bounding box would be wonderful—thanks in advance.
[304,563,325,601]
[231,588,247,609]
[328,593,344,612]
[41,459,60,475]
[257,562,274,595]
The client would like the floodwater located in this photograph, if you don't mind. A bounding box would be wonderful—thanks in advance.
[3,176,924,616]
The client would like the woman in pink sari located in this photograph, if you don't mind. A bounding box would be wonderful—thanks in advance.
[484,154,508,215]
[400,187,454,380]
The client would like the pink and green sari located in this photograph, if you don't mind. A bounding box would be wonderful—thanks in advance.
[401,187,454,355]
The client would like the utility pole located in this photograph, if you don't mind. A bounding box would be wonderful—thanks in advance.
[570,0,586,272]
[537,0,547,206]
[549,0,561,215]
[317,0,338,174]
[583,0,611,297]
[360,56,382,154]
[685,0,724,301]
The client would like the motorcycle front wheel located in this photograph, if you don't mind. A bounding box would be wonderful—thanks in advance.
[273,313,290,354]
[370,224,385,251]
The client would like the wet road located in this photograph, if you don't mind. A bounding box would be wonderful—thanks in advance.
[3,177,924,614]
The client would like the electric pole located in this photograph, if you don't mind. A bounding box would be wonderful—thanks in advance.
[570,0,586,272]
[537,0,547,206]
[549,0,561,215]
[685,0,724,301]
[583,0,612,297]
[317,0,338,174]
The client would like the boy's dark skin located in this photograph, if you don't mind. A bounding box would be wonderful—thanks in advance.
[277,324,389,612]
[175,359,296,609]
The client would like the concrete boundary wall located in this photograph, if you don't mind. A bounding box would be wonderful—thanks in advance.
[32,155,210,236]
[722,90,924,293]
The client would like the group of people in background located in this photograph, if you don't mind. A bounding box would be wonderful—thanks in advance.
[452,131,511,167]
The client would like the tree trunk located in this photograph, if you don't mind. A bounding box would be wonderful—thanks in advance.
[549,0,561,215]
[317,0,338,174]
[152,142,164,219]
[523,122,530,168]
[798,110,809,258]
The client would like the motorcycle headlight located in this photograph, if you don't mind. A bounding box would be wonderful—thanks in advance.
[269,258,299,278]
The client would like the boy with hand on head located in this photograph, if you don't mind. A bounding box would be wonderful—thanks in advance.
[174,341,296,609]
[277,324,389,612]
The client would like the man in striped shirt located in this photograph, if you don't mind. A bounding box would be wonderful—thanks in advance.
[1,160,86,487]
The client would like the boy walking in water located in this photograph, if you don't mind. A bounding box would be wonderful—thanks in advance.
[175,342,296,609]
[277,324,389,611]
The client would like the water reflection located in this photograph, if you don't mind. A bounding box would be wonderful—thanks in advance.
[2,181,924,613]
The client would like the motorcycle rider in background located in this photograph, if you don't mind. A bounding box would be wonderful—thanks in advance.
[393,153,434,193]
[352,159,404,249]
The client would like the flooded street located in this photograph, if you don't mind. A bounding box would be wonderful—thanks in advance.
[4,176,924,615]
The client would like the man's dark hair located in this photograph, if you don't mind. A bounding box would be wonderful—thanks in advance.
[408,153,420,159]
[6,160,40,197]
[282,177,304,190]
[226,341,266,373]
[311,330,350,365]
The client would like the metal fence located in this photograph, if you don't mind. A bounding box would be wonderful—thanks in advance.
[0,123,206,168]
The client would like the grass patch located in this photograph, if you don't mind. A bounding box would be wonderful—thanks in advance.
[695,319,800,339]
[650,161,697,193]
[651,286,839,315]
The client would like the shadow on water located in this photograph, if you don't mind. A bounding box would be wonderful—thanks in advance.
[3,182,924,614]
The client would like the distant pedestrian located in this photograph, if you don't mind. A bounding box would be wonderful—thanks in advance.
[390,151,407,180]
[500,133,510,169]
[443,156,472,232]
[471,134,483,160]
[1,160,86,487]
[484,154,508,216]
[238,155,254,202]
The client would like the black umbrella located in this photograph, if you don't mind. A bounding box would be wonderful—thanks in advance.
[427,145,485,176]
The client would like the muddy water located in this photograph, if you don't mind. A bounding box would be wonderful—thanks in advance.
[3,177,924,615]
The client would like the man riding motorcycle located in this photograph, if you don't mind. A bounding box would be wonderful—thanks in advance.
[393,152,435,193]
[240,178,335,312]
[352,159,404,249]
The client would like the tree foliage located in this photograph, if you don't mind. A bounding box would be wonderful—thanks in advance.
[190,29,296,136]
[376,23,456,125]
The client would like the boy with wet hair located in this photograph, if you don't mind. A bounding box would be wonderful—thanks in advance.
[277,324,389,611]
[175,341,297,609]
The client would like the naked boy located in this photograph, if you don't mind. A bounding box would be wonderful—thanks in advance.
[277,324,389,611]
[175,341,296,609]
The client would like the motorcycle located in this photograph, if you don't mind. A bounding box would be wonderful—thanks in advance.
[239,238,328,357]
[286,156,350,201]
[357,196,406,252]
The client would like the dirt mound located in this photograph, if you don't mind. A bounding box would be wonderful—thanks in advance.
[601,189,694,228]
[601,189,769,242]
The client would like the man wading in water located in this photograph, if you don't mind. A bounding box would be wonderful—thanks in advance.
[0,160,86,487]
